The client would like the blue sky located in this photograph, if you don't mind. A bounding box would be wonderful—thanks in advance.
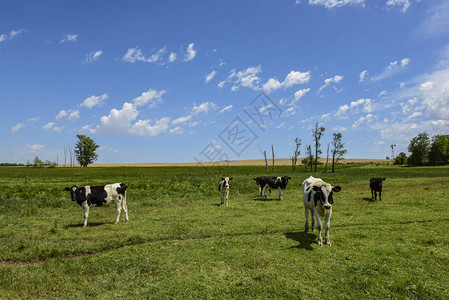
[2,0,449,164]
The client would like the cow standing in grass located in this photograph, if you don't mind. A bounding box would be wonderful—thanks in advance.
[370,177,385,201]
[65,183,128,227]
[218,177,232,206]
[302,176,341,246]
[255,176,291,200]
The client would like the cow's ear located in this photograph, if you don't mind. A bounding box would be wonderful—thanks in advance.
[382,178,386,181]
[64,187,71,191]
[229,178,233,180]
[287,177,292,179]
[221,178,225,181]
[332,186,341,192]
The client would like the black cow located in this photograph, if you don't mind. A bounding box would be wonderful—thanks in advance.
[255,176,291,200]
[370,177,385,201]
[64,183,128,227]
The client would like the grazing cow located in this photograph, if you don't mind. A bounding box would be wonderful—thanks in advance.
[302,176,341,246]
[256,176,291,200]
[218,177,232,206]
[65,183,128,227]
[370,177,386,201]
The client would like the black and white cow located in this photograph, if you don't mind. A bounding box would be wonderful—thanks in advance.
[218,177,232,206]
[65,183,128,227]
[370,177,385,201]
[256,176,291,200]
[302,176,341,246]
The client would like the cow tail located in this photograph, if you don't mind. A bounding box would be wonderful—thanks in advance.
[122,189,127,210]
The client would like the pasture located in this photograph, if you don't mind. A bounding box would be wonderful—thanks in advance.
[0,164,448,299]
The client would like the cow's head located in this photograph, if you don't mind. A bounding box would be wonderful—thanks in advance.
[64,186,79,202]
[280,176,292,190]
[221,177,232,188]
[312,184,341,210]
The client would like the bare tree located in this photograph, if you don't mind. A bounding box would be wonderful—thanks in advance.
[302,144,313,172]
[258,146,268,172]
[68,146,73,168]
[271,144,275,172]
[64,146,68,167]
[291,138,301,172]
[324,143,330,173]
[312,123,325,172]
[332,132,347,173]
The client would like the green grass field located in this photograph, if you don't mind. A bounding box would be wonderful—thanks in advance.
[1,164,448,299]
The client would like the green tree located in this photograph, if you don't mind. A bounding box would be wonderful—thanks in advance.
[429,135,449,166]
[75,135,99,167]
[394,152,408,165]
[33,156,44,168]
[407,133,430,166]
[331,132,347,172]
[312,123,325,172]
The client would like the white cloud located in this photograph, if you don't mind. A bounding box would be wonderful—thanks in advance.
[132,89,165,108]
[205,70,217,83]
[93,102,139,135]
[68,110,79,121]
[378,90,387,97]
[407,111,422,120]
[262,78,283,93]
[308,0,364,9]
[130,117,171,136]
[218,80,227,88]
[55,110,68,120]
[319,75,343,92]
[336,98,373,118]
[168,52,177,62]
[371,58,410,81]
[81,93,108,108]
[386,0,411,13]
[276,122,285,129]
[11,123,26,133]
[184,43,196,62]
[43,122,63,133]
[419,1,449,37]
[293,88,311,103]
[219,105,233,113]
[263,70,310,93]
[191,102,217,115]
[84,50,103,63]
[26,144,44,152]
[229,66,262,91]
[170,126,184,135]
[352,113,375,129]
[60,34,77,43]
[122,46,166,64]
[0,29,24,43]
[27,117,39,123]
[359,70,368,82]
[283,70,311,87]
[172,115,192,125]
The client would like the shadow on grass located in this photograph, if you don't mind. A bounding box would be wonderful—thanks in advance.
[284,231,316,251]
[65,222,107,228]
[362,197,376,202]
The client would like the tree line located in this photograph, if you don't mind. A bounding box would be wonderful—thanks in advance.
[395,133,449,166]
[261,123,347,173]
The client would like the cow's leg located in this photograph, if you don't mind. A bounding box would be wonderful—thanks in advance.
[262,186,267,199]
[304,207,309,232]
[122,193,129,222]
[225,189,229,206]
[324,212,332,246]
[314,209,323,246]
[83,204,89,228]
[115,199,122,224]
[311,211,315,231]
[279,187,282,200]
[371,189,374,200]
[379,190,382,201]
[374,191,377,201]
